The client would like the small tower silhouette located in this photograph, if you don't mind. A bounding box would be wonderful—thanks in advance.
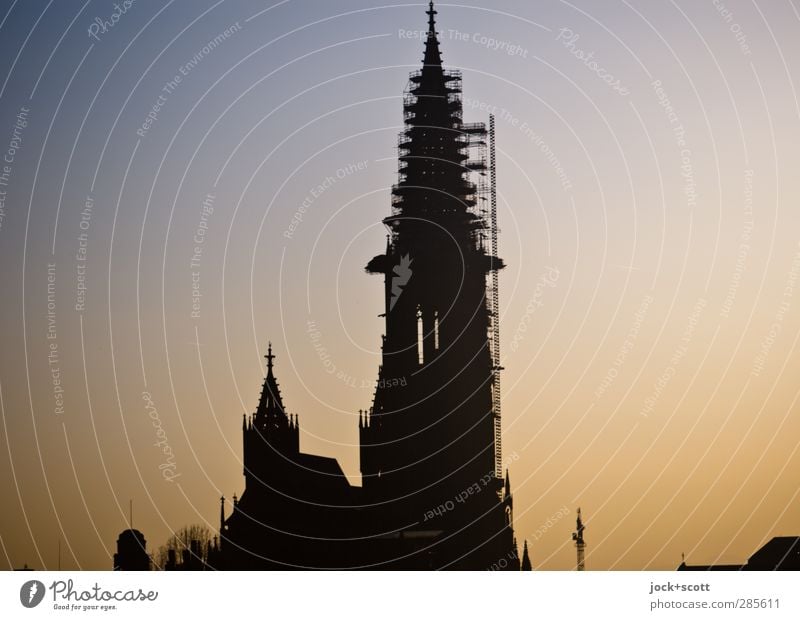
[113,529,150,570]
[521,540,532,571]
[572,507,586,571]
[112,501,150,570]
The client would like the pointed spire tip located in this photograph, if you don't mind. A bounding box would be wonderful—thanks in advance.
[422,0,443,69]
[265,341,276,375]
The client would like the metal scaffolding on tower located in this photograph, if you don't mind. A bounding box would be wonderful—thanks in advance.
[489,114,503,480]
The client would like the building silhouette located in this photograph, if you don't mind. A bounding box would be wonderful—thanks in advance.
[678,537,800,571]
[112,529,150,571]
[219,2,527,570]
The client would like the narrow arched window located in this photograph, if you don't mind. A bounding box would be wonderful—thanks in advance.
[417,306,424,364]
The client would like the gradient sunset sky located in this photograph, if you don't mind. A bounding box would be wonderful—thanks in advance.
[1,0,799,570]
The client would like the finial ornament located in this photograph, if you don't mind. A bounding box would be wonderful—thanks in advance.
[265,341,275,373]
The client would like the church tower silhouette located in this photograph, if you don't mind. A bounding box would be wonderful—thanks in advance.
[219,2,525,570]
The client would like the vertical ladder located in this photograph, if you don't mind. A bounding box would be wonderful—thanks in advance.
[489,114,503,480]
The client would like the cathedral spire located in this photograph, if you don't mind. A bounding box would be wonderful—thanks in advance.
[254,341,287,425]
[423,1,443,70]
